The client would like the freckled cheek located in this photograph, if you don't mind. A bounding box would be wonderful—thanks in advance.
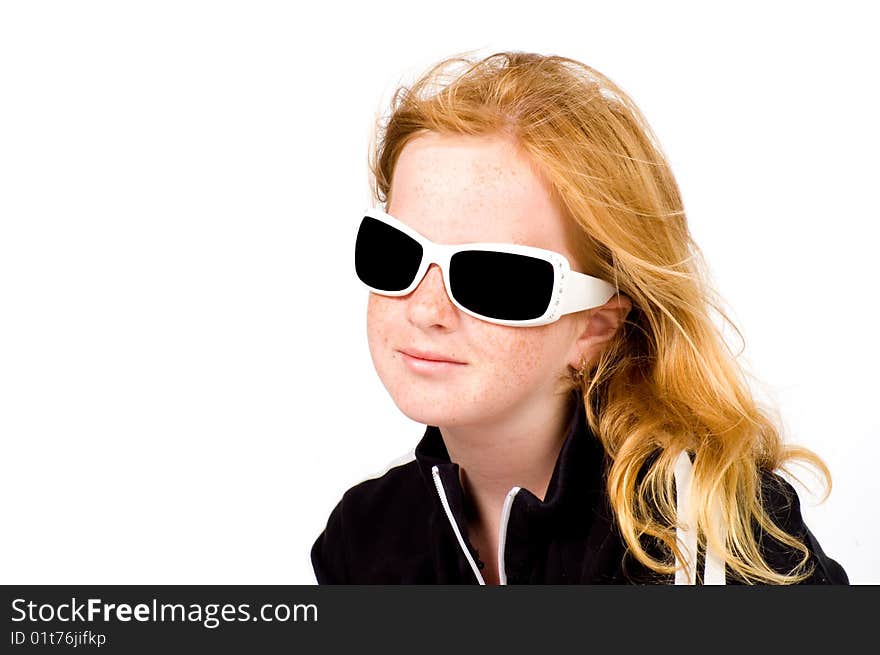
[471,327,551,378]
[366,295,399,354]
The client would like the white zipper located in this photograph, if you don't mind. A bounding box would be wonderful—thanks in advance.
[431,464,522,585]
[497,486,521,584]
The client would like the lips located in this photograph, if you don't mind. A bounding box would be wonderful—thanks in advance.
[399,347,466,364]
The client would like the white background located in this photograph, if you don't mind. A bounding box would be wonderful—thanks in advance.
[1,1,876,584]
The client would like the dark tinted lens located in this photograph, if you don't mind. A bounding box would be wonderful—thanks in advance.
[355,216,424,292]
[449,250,555,321]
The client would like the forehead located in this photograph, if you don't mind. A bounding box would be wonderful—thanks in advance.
[387,132,571,251]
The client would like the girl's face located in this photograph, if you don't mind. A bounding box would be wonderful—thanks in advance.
[366,131,588,428]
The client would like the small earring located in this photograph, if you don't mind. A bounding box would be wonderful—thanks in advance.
[572,356,588,381]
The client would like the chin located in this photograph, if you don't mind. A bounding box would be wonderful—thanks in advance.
[387,384,460,426]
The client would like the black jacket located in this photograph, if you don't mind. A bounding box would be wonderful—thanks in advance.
[311,390,849,584]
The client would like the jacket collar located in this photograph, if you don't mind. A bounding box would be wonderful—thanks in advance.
[414,388,608,533]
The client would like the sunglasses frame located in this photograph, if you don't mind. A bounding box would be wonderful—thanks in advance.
[357,206,619,327]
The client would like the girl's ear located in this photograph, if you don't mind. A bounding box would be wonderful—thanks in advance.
[568,293,631,369]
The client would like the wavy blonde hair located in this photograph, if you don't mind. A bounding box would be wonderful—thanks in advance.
[366,50,831,584]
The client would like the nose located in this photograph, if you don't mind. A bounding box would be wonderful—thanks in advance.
[406,263,458,328]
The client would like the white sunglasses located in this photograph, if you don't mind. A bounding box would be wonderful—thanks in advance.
[355,206,618,327]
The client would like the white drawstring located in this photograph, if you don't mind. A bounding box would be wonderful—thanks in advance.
[673,450,698,585]
[673,450,727,585]
[703,490,727,585]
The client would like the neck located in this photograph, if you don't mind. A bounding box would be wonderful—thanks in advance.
[440,389,575,524]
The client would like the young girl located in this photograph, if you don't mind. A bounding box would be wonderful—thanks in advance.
[311,50,849,584]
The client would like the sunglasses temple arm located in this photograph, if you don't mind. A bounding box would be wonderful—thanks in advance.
[558,272,619,316]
